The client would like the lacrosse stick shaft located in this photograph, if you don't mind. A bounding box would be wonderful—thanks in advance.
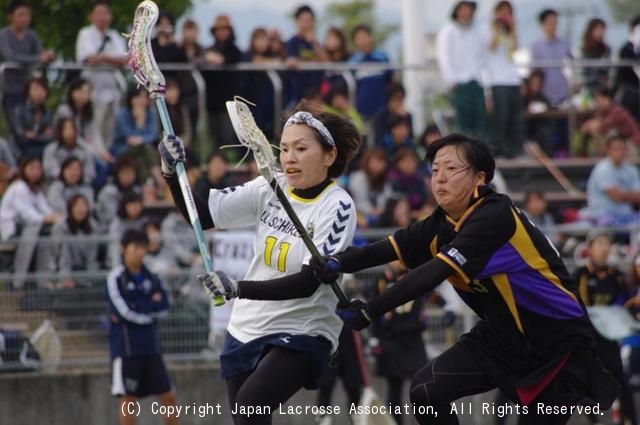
[155,99,223,306]
[271,181,349,308]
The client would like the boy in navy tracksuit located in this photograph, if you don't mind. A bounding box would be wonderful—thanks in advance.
[106,229,180,425]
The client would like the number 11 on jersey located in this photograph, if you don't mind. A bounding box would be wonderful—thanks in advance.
[264,236,291,272]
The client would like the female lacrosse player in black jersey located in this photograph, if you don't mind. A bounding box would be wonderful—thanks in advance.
[312,133,619,425]
[158,104,361,425]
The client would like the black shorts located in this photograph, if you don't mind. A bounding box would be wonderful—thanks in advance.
[111,355,172,398]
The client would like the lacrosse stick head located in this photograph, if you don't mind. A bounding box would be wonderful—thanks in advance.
[128,0,165,98]
[226,97,279,182]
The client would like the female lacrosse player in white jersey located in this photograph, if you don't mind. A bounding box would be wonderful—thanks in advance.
[159,103,361,424]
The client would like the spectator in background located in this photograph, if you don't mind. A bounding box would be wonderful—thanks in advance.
[349,24,393,134]
[380,114,414,157]
[523,70,555,156]
[322,84,364,135]
[522,190,559,246]
[0,0,55,130]
[151,12,188,87]
[0,156,62,289]
[51,194,99,288]
[95,157,141,233]
[284,5,328,108]
[416,124,442,175]
[348,147,393,229]
[164,79,193,152]
[484,0,523,159]
[112,85,162,187]
[614,16,640,119]
[436,1,487,137]
[580,18,611,92]
[46,156,95,214]
[0,137,17,182]
[202,14,243,157]
[108,191,147,268]
[378,196,412,229]
[322,26,350,90]
[242,27,281,140]
[43,118,96,184]
[580,86,640,155]
[388,148,432,221]
[178,19,204,134]
[268,28,286,60]
[144,220,179,276]
[585,135,640,225]
[106,229,179,425]
[12,76,54,160]
[76,0,128,152]
[194,152,234,201]
[574,230,637,425]
[530,9,572,107]
[161,209,199,269]
[374,83,414,147]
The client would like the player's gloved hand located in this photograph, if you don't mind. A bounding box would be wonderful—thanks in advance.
[158,134,186,175]
[441,310,456,327]
[310,255,341,284]
[336,298,372,330]
[198,271,238,300]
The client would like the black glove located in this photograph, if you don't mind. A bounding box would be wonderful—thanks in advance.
[336,298,372,331]
[310,255,341,284]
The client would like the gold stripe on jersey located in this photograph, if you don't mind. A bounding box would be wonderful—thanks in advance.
[437,252,471,284]
[287,181,336,203]
[388,236,407,269]
[508,209,579,304]
[429,235,438,257]
[578,273,590,306]
[494,273,525,334]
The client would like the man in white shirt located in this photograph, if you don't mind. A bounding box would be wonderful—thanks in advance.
[436,1,487,137]
[75,1,127,152]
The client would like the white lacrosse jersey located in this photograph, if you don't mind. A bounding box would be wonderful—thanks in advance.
[208,174,356,351]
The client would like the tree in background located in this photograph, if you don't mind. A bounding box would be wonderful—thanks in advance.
[606,0,640,24]
[0,0,192,60]
[324,0,398,50]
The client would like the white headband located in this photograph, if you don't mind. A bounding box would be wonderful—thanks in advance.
[284,111,335,147]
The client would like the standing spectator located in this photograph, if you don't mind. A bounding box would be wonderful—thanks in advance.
[322,26,350,91]
[580,18,611,92]
[51,194,99,288]
[373,83,414,147]
[388,148,431,221]
[42,118,96,184]
[580,86,640,155]
[95,156,141,233]
[107,229,180,425]
[349,24,393,129]
[202,14,243,157]
[12,76,54,160]
[574,230,637,425]
[75,0,128,152]
[177,18,204,135]
[194,152,234,201]
[371,263,428,425]
[54,77,112,187]
[585,135,640,225]
[0,156,62,288]
[107,191,147,268]
[614,16,640,119]
[348,147,393,228]
[150,12,188,86]
[530,9,572,107]
[484,0,523,158]
[46,156,95,214]
[0,0,55,129]
[436,1,487,137]
[111,85,161,186]
[268,28,286,60]
[284,5,328,108]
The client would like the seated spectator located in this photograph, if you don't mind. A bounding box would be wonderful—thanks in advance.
[107,191,147,268]
[12,76,54,160]
[378,195,412,228]
[387,148,432,220]
[614,16,640,119]
[46,156,95,214]
[416,124,442,174]
[580,86,640,155]
[161,209,200,269]
[348,24,392,122]
[523,69,555,155]
[380,114,414,157]
[144,220,179,276]
[95,156,141,233]
[348,147,393,228]
[0,156,63,288]
[54,77,112,165]
[374,83,413,147]
[111,85,161,184]
[194,152,235,200]
[585,135,640,225]
[580,18,611,92]
[164,78,193,151]
[42,118,96,184]
[322,84,364,135]
[50,194,99,288]
[522,190,559,246]
[0,136,18,179]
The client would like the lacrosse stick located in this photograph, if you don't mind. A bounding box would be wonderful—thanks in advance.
[226,97,349,308]
[128,0,223,306]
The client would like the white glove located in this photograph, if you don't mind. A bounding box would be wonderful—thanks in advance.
[158,134,186,175]
[198,271,238,301]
